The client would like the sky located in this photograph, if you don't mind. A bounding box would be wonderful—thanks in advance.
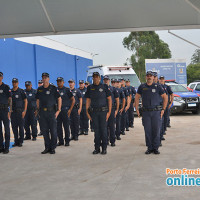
[47,29,200,66]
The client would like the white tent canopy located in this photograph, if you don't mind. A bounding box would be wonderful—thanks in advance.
[1,0,200,38]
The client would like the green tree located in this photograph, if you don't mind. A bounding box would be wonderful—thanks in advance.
[191,49,200,64]
[187,63,200,84]
[123,31,171,82]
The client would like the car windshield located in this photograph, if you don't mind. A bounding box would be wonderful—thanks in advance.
[108,74,141,88]
[169,84,189,92]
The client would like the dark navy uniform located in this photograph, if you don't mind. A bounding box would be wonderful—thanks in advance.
[78,86,89,135]
[70,87,82,140]
[85,83,111,152]
[127,85,136,128]
[137,82,164,151]
[36,84,60,151]
[0,82,11,151]
[24,86,37,140]
[57,86,73,145]
[107,85,119,145]
[115,87,125,139]
[11,87,27,145]
[121,86,129,134]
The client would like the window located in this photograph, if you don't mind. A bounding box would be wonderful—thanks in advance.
[195,84,200,91]
[170,84,188,92]
[189,84,196,90]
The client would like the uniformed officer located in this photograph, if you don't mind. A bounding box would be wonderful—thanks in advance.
[57,77,75,146]
[78,80,89,135]
[103,75,119,146]
[37,80,43,136]
[68,79,82,141]
[35,73,62,154]
[115,79,125,140]
[0,72,12,154]
[85,72,112,155]
[11,78,28,147]
[120,78,131,134]
[24,81,37,141]
[159,76,174,136]
[111,79,115,87]
[135,71,168,154]
[85,81,90,88]
[126,79,136,128]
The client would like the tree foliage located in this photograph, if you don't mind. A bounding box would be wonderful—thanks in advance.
[187,63,200,84]
[123,31,171,82]
[191,49,200,64]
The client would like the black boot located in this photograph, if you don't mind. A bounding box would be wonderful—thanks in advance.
[101,149,107,155]
[41,149,50,154]
[93,149,100,154]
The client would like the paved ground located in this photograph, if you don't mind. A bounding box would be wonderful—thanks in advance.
[1,113,200,200]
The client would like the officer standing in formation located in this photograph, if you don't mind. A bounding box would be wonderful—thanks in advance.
[135,71,168,154]
[159,76,174,143]
[35,73,62,154]
[69,79,82,141]
[120,78,131,134]
[125,79,136,128]
[115,79,125,140]
[78,80,89,135]
[103,76,119,146]
[24,81,37,141]
[37,80,43,136]
[11,78,28,147]
[56,77,75,146]
[85,72,112,154]
[0,72,12,154]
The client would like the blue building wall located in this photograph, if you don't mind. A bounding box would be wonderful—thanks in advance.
[0,38,93,89]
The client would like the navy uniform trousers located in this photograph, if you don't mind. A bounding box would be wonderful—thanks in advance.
[107,108,115,144]
[39,110,57,150]
[70,107,80,138]
[24,109,37,138]
[0,110,10,149]
[80,107,89,133]
[57,108,70,144]
[11,110,25,144]
[91,111,107,150]
[142,110,161,150]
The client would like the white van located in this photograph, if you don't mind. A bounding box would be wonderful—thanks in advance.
[86,65,141,88]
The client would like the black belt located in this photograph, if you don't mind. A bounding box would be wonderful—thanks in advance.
[61,106,70,111]
[142,106,162,112]
[0,104,8,110]
[90,107,108,112]
[40,106,55,112]
[13,108,23,112]
[74,104,79,109]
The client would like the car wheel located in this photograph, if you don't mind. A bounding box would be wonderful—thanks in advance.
[192,110,200,114]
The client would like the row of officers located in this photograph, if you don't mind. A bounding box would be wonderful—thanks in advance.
[0,71,136,154]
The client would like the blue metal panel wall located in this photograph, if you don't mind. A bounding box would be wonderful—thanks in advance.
[0,38,93,89]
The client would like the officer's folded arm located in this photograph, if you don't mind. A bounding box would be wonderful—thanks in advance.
[134,93,141,117]
[86,98,92,121]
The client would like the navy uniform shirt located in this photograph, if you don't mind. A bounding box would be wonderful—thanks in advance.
[78,87,87,106]
[85,83,111,108]
[108,86,119,106]
[137,83,164,108]
[162,84,173,103]
[25,88,37,109]
[57,86,73,108]
[0,83,11,105]
[70,88,82,105]
[116,88,125,105]
[127,86,136,100]
[35,84,60,108]
[11,88,27,110]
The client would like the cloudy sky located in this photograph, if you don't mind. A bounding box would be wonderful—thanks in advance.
[47,29,200,66]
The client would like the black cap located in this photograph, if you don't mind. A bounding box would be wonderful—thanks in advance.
[126,79,130,82]
[92,72,100,77]
[68,79,75,83]
[12,78,18,82]
[38,80,43,84]
[56,77,64,81]
[25,81,31,86]
[159,75,165,79]
[103,75,110,80]
[111,78,115,82]
[79,80,84,84]
[0,72,3,77]
[116,79,120,82]
[146,71,153,76]
[120,78,125,81]
[152,71,158,77]
[85,81,89,85]
[42,72,49,77]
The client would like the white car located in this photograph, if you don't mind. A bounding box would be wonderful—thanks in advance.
[188,81,200,95]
